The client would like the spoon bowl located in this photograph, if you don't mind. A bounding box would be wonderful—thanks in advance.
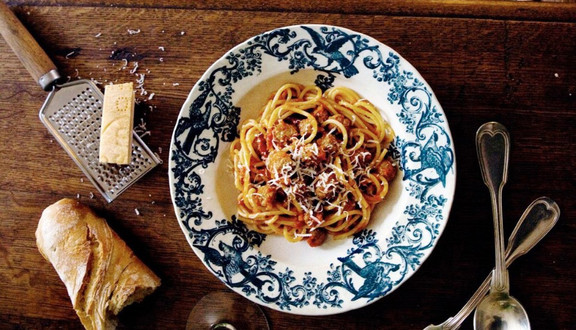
[474,292,530,329]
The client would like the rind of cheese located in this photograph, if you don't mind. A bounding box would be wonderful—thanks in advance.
[99,82,135,165]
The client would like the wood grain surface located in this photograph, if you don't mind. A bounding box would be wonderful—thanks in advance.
[0,1,574,329]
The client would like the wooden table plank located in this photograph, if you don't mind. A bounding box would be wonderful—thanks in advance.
[6,0,576,21]
[0,3,574,329]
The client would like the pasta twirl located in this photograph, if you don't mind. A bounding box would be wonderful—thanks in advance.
[230,83,397,247]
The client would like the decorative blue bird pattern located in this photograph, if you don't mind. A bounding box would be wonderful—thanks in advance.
[338,252,400,301]
[300,26,360,78]
[403,132,454,188]
[196,236,266,290]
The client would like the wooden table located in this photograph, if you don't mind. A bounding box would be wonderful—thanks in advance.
[1,0,574,329]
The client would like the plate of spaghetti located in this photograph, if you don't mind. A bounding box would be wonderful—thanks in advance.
[170,24,456,315]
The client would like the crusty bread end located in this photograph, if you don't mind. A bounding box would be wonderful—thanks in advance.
[36,198,160,330]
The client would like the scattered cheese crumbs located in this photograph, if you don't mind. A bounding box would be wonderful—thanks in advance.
[120,59,129,70]
[130,62,139,74]
[80,178,84,183]
[134,208,140,215]
[71,33,164,153]
[172,83,180,86]
[180,31,186,35]
[89,192,95,199]
[99,82,135,165]
[554,73,559,78]
[136,73,146,95]
[134,118,151,138]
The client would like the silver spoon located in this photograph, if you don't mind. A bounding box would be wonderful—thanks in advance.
[473,122,530,330]
[423,196,560,330]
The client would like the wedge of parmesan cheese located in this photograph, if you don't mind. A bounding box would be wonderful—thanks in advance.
[99,82,135,165]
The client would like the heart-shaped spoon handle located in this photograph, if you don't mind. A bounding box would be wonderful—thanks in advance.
[476,121,510,292]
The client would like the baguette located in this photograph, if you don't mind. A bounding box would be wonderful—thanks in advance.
[36,198,161,330]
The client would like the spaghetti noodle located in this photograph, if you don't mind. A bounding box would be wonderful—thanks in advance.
[230,83,397,247]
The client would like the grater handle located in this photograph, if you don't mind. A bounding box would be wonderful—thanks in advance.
[0,2,61,91]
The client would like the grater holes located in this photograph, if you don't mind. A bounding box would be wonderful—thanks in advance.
[49,88,103,162]
[90,142,150,194]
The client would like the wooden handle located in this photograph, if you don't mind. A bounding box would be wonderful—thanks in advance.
[0,1,59,90]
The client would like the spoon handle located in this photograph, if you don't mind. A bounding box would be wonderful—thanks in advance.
[425,197,560,330]
[476,122,510,292]
[505,197,560,264]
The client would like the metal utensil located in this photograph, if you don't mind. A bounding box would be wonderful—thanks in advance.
[473,122,530,330]
[0,3,160,202]
[423,196,560,330]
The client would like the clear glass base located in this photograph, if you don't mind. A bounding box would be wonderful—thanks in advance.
[186,291,270,330]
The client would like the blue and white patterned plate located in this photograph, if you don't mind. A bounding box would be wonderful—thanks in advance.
[169,24,456,315]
